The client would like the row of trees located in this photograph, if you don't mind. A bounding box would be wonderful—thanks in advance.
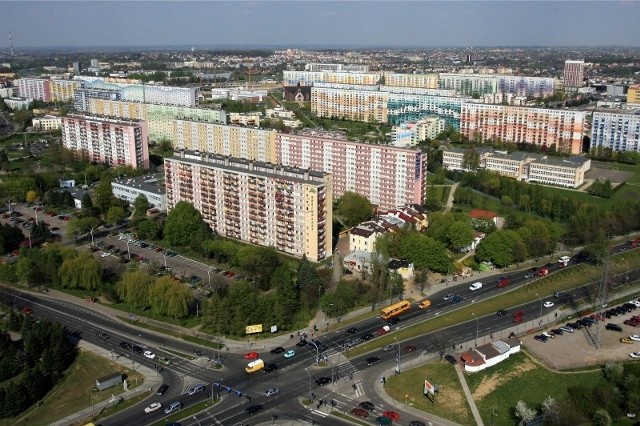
[0,315,76,418]
[0,223,24,255]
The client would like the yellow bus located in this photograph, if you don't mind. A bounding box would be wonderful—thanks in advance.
[380,300,411,320]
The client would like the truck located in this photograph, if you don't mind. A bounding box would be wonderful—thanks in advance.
[496,277,509,288]
[537,267,549,277]
[245,359,265,373]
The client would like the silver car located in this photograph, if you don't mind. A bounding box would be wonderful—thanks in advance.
[265,387,280,397]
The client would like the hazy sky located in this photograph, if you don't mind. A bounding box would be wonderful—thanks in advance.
[2,1,639,48]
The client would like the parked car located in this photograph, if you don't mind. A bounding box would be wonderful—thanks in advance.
[559,326,575,333]
[606,323,623,332]
[621,337,634,344]
[629,352,640,359]
[534,335,548,343]
[445,354,458,364]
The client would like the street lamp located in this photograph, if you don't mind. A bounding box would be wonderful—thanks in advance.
[126,240,131,259]
[163,251,168,269]
[7,197,14,212]
[472,312,479,346]
[393,337,400,375]
[536,293,543,320]
[33,207,39,223]
[305,367,312,401]
[309,340,320,365]
[208,265,214,287]
[192,416,202,426]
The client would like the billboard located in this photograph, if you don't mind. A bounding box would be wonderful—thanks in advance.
[424,379,435,396]
[245,324,263,334]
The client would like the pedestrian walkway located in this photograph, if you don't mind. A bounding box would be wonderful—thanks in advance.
[47,340,162,426]
[454,363,484,426]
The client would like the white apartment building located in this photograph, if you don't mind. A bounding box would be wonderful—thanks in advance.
[442,147,494,171]
[16,78,52,102]
[112,173,166,211]
[384,73,439,89]
[591,111,640,152]
[3,97,33,110]
[283,70,380,87]
[61,114,149,168]
[312,86,388,123]
[484,151,544,179]
[305,63,369,72]
[265,106,302,128]
[32,115,62,131]
[0,87,19,98]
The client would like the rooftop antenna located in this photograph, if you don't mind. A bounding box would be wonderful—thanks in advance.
[9,32,14,56]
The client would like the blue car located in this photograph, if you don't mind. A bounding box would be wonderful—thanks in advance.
[451,296,463,304]
[284,350,295,358]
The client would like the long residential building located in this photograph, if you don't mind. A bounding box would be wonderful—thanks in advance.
[77,77,197,107]
[61,114,149,168]
[460,104,586,154]
[164,150,332,262]
[86,98,226,142]
[276,130,427,210]
[439,73,555,98]
[283,70,381,86]
[172,123,426,210]
[50,80,82,102]
[591,111,640,152]
[384,73,439,89]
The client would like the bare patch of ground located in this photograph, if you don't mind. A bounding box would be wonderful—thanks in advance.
[472,356,537,399]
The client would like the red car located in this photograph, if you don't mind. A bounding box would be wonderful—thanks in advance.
[244,352,259,360]
[351,407,369,418]
[377,325,390,336]
[404,345,416,353]
[383,410,400,421]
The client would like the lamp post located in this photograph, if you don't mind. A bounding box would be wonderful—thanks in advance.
[536,293,543,320]
[305,367,312,401]
[192,416,202,426]
[7,197,14,212]
[126,240,131,259]
[472,312,479,346]
[27,232,32,249]
[33,207,39,223]
[393,337,400,375]
[208,265,214,286]
[163,251,168,269]
[309,340,320,365]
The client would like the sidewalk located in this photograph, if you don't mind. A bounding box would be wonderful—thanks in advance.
[46,340,162,426]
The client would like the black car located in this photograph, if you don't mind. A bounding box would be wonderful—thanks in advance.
[409,422,427,426]
[270,347,285,355]
[577,319,592,328]
[156,384,169,396]
[315,376,332,386]
[263,363,278,373]
[345,327,358,335]
[366,356,380,366]
[132,345,143,354]
[120,341,132,349]
[605,323,623,332]
[551,328,564,336]
[296,339,308,347]
[360,333,374,342]
[386,317,401,326]
[566,322,582,330]
[359,401,375,411]
[245,404,264,415]
[496,310,508,317]
[451,296,463,304]
[445,354,458,365]
[98,332,110,340]
[534,335,548,343]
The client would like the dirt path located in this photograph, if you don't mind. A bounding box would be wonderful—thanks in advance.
[443,182,459,214]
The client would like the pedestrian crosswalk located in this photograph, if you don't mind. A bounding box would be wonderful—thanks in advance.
[309,408,329,418]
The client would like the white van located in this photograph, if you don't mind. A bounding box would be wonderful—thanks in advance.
[245,359,265,373]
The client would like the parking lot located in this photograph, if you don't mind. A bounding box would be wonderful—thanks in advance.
[523,300,640,370]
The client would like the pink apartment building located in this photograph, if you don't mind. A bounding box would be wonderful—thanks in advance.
[17,78,52,102]
[460,104,585,154]
[275,130,427,210]
[61,114,149,168]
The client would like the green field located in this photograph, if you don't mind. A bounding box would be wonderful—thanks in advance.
[385,360,474,425]
[2,349,145,426]
[427,186,451,208]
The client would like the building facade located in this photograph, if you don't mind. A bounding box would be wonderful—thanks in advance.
[384,73,439,89]
[627,85,640,105]
[564,60,585,89]
[50,80,82,102]
[77,77,197,107]
[16,78,52,102]
[32,115,62,131]
[3,97,33,110]
[390,117,446,147]
[164,150,332,262]
[527,157,591,188]
[61,114,149,168]
[87,98,226,142]
[439,73,555,98]
[460,104,586,154]
[591,111,640,152]
[276,130,427,210]
[112,173,166,211]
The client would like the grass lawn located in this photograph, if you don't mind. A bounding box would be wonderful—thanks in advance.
[427,186,451,207]
[465,351,605,426]
[385,360,474,425]
[2,349,145,426]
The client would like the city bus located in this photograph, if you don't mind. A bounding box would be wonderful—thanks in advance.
[380,300,411,321]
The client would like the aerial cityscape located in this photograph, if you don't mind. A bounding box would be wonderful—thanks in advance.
[1,1,640,426]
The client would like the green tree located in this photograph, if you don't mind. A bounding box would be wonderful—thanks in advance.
[336,191,374,228]
[58,252,102,290]
[92,179,114,214]
[106,205,127,225]
[116,269,154,309]
[163,201,204,246]
[446,221,475,251]
[66,216,101,240]
[462,148,480,171]
[135,218,160,240]
[133,194,151,220]
[80,193,96,217]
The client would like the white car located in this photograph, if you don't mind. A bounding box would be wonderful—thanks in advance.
[630,335,640,342]
[143,350,156,359]
[629,352,640,359]
[629,300,640,308]
[144,402,162,413]
[265,387,280,397]
[469,282,483,291]
[100,252,110,258]
[543,301,555,308]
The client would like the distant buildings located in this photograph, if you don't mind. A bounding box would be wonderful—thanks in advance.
[442,147,591,188]
[164,150,332,262]
[438,73,555,98]
[77,77,197,107]
[61,114,149,168]
[564,60,585,90]
[591,111,640,152]
[460,104,586,154]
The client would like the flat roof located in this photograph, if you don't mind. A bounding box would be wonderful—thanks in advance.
[112,173,165,195]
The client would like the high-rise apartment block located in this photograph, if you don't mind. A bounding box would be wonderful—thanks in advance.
[164,150,332,262]
[276,130,427,210]
[86,99,226,142]
[77,77,197,107]
[50,80,82,102]
[563,60,585,89]
[283,70,380,86]
[439,73,555,98]
[627,85,640,105]
[460,104,585,154]
[16,78,52,102]
[384,73,439,89]
[61,114,149,168]
[171,122,427,210]
[591,111,640,152]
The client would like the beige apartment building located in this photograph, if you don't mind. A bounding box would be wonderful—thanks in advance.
[384,73,439,89]
[50,80,82,102]
[164,150,332,262]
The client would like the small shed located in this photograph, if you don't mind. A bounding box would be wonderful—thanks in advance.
[95,373,123,391]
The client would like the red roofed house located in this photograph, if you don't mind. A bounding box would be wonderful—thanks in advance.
[460,338,521,373]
